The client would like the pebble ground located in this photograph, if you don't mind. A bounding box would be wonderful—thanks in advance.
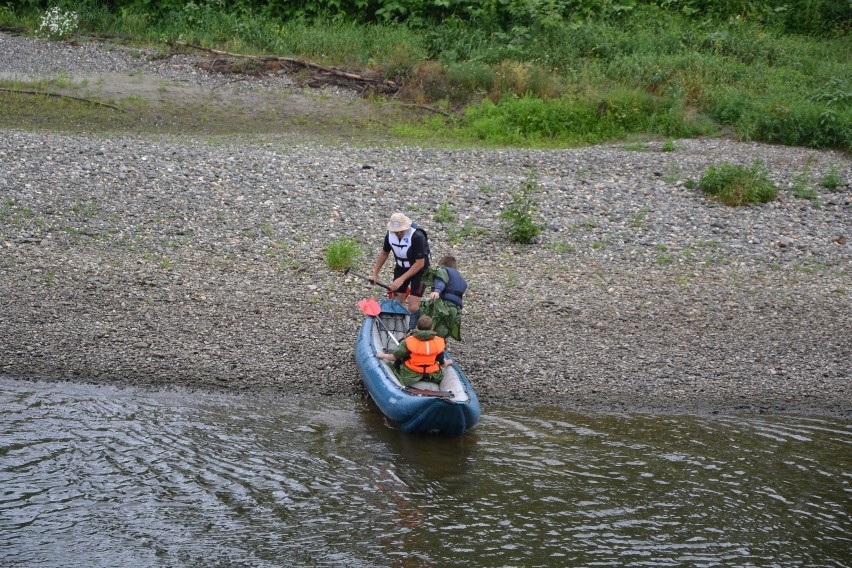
[2,33,850,417]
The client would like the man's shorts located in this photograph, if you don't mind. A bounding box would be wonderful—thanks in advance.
[393,266,426,298]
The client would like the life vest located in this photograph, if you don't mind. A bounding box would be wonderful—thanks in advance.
[403,335,445,376]
[440,267,467,308]
[388,223,430,269]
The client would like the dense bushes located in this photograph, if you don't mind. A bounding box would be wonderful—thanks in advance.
[16,0,850,35]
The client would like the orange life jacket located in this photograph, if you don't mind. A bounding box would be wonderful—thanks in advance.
[403,335,445,375]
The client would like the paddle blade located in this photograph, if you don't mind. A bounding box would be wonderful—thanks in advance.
[357,297,381,317]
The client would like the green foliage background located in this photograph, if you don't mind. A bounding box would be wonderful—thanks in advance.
[5,0,849,150]
[16,0,849,34]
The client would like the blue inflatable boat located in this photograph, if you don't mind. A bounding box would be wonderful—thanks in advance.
[354,298,480,437]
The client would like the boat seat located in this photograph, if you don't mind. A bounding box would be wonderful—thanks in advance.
[409,381,441,391]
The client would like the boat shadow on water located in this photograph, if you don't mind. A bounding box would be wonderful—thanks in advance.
[355,397,480,486]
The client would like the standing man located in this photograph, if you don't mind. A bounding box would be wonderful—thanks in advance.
[371,212,431,330]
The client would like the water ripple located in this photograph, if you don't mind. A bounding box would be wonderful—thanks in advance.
[1,378,849,567]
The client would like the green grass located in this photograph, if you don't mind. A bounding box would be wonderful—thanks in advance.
[3,3,850,150]
[698,160,778,206]
[324,236,362,270]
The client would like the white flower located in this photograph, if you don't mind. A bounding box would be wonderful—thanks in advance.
[37,7,79,41]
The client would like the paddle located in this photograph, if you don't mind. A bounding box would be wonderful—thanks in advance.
[357,297,400,346]
[345,267,390,291]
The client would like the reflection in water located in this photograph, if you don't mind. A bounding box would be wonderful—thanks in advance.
[1,377,849,567]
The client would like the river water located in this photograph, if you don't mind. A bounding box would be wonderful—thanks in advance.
[1,377,849,567]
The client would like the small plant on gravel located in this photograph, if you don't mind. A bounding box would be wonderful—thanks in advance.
[630,207,650,228]
[36,7,79,41]
[661,140,677,152]
[500,173,545,244]
[791,155,820,205]
[552,240,576,254]
[447,220,487,245]
[662,164,682,184]
[698,160,777,206]
[820,165,842,191]
[325,236,362,270]
[71,198,100,218]
[433,202,456,224]
[583,218,599,230]
[1,197,14,218]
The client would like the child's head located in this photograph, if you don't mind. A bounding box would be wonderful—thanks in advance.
[438,255,457,269]
[416,315,434,330]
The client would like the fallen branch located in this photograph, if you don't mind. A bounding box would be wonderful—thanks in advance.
[0,87,124,112]
[173,41,400,92]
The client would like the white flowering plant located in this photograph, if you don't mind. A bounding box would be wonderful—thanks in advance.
[36,7,79,41]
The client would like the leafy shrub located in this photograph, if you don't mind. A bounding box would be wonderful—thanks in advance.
[324,236,362,270]
[500,173,545,244]
[0,4,16,27]
[698,160,777,206]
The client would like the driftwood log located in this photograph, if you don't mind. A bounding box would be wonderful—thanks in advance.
[175,42,402,95]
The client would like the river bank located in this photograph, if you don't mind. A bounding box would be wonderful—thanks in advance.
[1,34,850,417]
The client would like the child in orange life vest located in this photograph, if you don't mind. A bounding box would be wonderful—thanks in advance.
[376,315,453,387]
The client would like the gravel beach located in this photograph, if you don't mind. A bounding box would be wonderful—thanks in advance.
[1,33,850,417]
